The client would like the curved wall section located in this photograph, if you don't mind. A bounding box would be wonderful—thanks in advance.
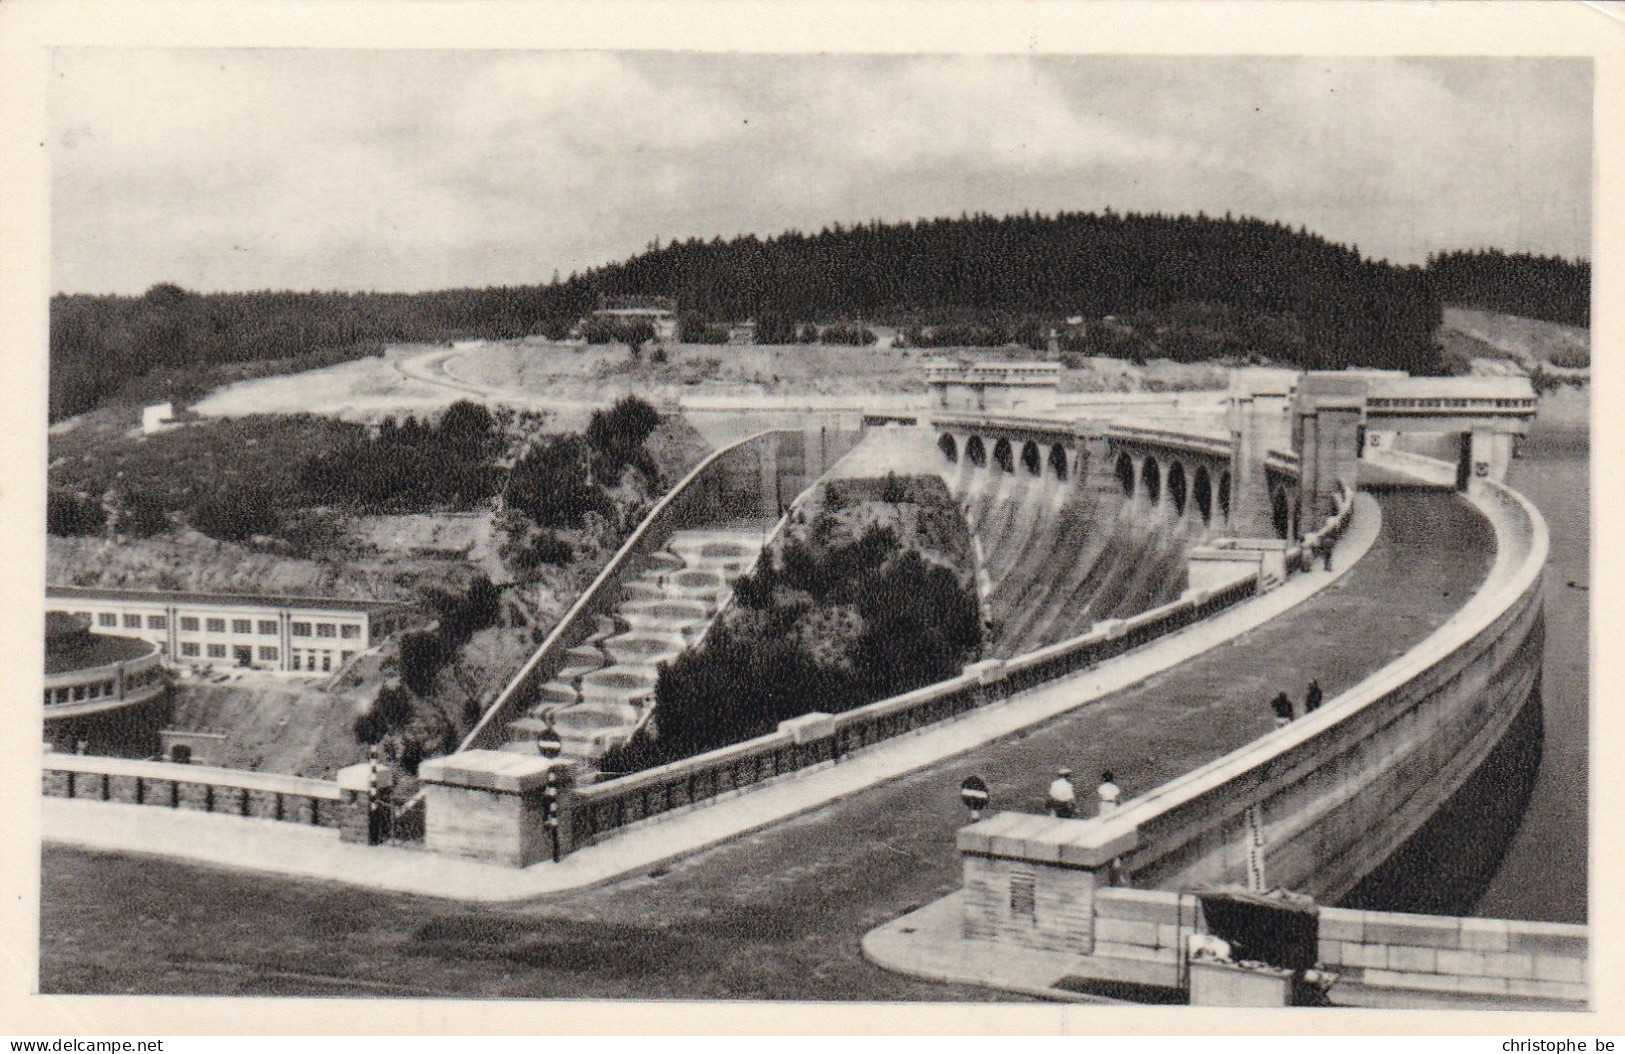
[43,642,169,757]
[1113,478,1545,904]
[958,476,1548,948]
[925,418,1226,658]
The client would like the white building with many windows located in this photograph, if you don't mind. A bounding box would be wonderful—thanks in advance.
[45,587,416,675]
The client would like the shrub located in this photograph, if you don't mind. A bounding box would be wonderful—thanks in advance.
[580,318,656,347]
[399,736,425,776]
[535,316,574,341]
[756,313,801,344]
[911,322,1008,348]
[819,323,877,346]
[505,434,610,530]
[677,312,729,344]
[190,485,282,542]
[353,709,386,745]
[513,528,575,570]
[298,401,500,512]
[1012,317,1050,351]
[46,489,105,536]
[1546,345,1590,370]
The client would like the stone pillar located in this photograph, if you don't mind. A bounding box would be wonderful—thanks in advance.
[336,760,395,845]
[758,435,781,517]
[1227,393,1285,539]
[419,750,577,867]
[1470,427,1514,485]
[958,811,1138,955]
[1297,409,1320,539]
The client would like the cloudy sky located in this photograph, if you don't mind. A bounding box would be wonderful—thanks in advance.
[51,51,1591,295]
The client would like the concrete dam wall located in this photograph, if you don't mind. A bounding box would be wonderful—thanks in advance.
[955,474,1548,960]
[1113,479,1544,904]
[841,425,1214,659]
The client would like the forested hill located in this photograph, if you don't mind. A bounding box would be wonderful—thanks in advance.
[50,209,1586,422]
[593,211,1442,373]
[1426,249,1589,328]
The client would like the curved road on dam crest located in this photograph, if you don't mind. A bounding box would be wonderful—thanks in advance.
[41,488,1495,999]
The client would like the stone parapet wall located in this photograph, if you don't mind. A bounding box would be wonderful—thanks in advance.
[1316,906,1586,1006]
[1118,477,1544,900]
[43,753,352,830]
[994,883,1587,1007]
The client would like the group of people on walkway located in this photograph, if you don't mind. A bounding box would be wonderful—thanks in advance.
[1270,678,1323,729]
[1045,767,1119,819]
[1039,679,1330,820]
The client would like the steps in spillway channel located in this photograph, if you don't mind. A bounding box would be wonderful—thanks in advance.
[501,527,766,769]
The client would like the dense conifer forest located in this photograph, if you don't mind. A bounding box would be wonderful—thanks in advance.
[49,210,1590,421]
[1425,249,1589,328]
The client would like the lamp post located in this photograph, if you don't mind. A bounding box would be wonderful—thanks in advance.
[536,723,563,863]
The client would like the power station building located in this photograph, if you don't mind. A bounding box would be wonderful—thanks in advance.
[44,586,415,675]
[43,611,169,755]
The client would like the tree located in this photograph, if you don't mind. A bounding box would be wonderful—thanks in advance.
[115,492,170,538]
[436,400,500,461]
[398,632,448,696]
[585,394,661,478]
[430,575,502,644]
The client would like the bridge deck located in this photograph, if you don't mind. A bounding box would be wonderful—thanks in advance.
[42,488,1498,1000]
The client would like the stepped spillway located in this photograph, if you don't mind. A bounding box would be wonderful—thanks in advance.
[503,528,765,767]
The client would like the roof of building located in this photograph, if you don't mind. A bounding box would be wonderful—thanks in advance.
[1366,375,1536,400]
[46,584,412,613]
[44,626,156,675]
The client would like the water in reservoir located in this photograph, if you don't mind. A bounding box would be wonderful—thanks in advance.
[1473,393,1588,923]
[1335,392,1586,923]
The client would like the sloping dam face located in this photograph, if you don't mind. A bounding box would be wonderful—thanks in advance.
[831,426,1214,659]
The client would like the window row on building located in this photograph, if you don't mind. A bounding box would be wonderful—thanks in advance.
[79,611,364,638]
[47,587,412,675]
[44,659,164,708]
[1370,397,1537,411]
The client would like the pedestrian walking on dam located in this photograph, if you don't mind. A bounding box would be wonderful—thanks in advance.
[1047,768,1077,819]
[1321,536,1334,572]
[1305,679,1323,714]
[1271,691,1294,728]
[1097,771,1121,816]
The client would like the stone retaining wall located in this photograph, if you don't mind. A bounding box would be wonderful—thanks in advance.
[1038,887,1587,1007]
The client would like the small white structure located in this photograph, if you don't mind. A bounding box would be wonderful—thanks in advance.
[141,402,175,436]
[925,360,1061,413]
